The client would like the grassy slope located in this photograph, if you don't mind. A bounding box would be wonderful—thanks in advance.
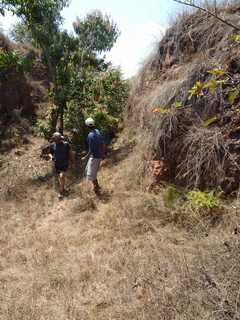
[126,3,240,192]
[0,136,240,320]
[0,33,49,152]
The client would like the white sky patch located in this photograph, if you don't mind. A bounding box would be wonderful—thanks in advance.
[0,11,18,34]
[0,9,167,79]
[106,22,166,78]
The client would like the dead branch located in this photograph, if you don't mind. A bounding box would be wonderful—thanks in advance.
[173,0,240,31]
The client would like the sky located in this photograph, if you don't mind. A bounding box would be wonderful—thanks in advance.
[0,0,181,78]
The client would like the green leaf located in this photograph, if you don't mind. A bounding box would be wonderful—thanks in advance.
[152,107,170,114]
[208,69,227,76]
[175,101,183,108]
[203,79,218,94]
[189,80,204,98]
[203,116,218,128]
[232,35,240,43]
[228,89,240,105]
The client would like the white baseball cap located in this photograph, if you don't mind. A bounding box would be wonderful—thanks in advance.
[52,132,61,140]
[85,118,95,127]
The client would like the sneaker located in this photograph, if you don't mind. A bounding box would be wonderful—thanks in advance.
[58,193,64,200]
[94,187,101,196]
[63,189,69,196]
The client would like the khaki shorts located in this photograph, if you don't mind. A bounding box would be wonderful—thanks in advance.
[86,157,101,181]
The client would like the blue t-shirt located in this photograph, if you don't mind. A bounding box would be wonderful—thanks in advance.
[50,141,70,168]
[88,129,104,159]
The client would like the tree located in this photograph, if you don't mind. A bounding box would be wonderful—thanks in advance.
[1,1,69,50]
[172,0,240,31]
[73,10,120,53]
[64,67,129,147]
[10,22,33,44]
[1,0,71,133]
[2,1,127,142]
[51,12,120,134]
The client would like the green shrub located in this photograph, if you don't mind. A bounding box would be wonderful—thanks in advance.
[64,100,87,147]
[162,187,222,232]
[36,104,58,139]
[58,66,128,149]
[0,49,20,77]
[0,48,34,79]
[36,119,54,139]
[184,190,221,211]
[163,185,183,209]
[95,68,129,117]
[88,108,119,135]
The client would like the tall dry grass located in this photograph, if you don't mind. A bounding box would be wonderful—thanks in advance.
[0,135,240,319]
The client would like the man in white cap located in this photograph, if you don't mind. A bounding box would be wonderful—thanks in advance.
[48,132,74,199]
[82,118,105,195]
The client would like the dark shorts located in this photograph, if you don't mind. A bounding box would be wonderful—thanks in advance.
[55,164,69,174]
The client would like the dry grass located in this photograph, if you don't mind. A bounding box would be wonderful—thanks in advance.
[151,108,196,161]
[177,127,227,188]
[0,136,240,319]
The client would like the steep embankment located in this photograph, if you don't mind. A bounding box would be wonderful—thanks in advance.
[0,33,48,151]
[127,3,240,192]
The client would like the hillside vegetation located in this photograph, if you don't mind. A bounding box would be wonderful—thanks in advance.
[128,1,240,192]
[0,33,48,150]
[1,1,240,320]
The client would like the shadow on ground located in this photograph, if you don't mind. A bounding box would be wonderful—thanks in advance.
[103,144,133,168]
[6,143,133,203]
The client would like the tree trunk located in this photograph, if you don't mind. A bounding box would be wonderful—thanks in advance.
[59,102,65,135]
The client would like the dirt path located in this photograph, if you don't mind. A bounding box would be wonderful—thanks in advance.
[0,137,168,320]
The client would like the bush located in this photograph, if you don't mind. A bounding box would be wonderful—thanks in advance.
[163,185,183,209]
[0,48,21,78]
[0,48,34,80]
[64,101,119,147]
[88,108,119,136]
[178,189,222,232]
[64,100,87,148]
[36,119,54,139]
[94,68,129,117]
[184,189,221,211]
[63,67,128,148]
[36,104,58,140]
[162,186,222,232]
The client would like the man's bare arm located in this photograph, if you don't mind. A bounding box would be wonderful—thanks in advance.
[81,151,90,161]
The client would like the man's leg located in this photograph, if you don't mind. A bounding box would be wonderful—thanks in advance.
[93,179,100,195]
[86,158,101,195]
[58,172,65,194]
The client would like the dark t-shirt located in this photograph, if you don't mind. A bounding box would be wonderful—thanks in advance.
[87,129,104,159]
[50,141,70,168]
